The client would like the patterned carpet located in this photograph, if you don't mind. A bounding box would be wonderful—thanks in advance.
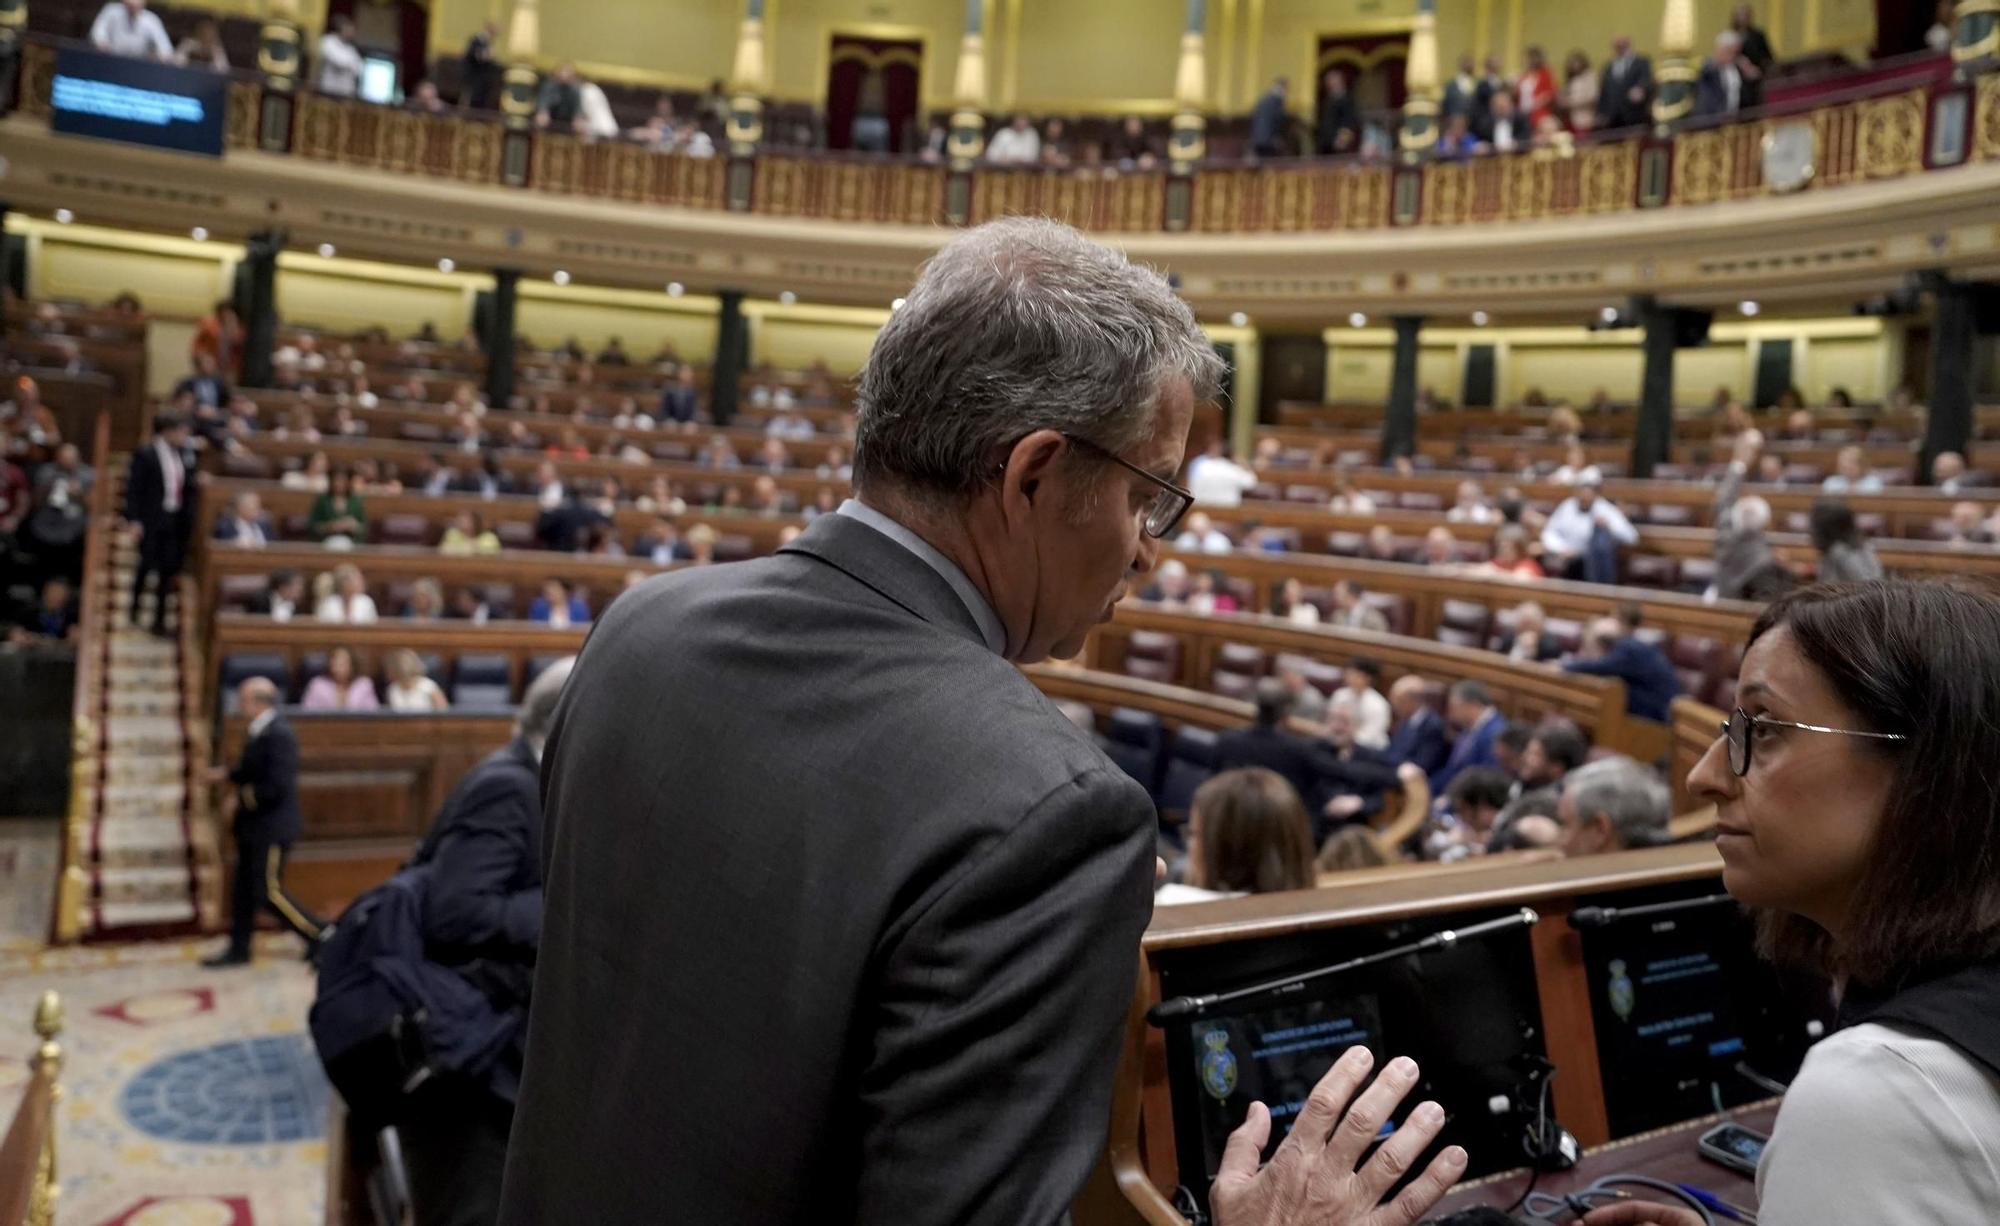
[0,935,324,1225]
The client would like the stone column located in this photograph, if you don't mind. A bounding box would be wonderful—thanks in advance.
[498,0,540,186]
[238,231,282,389]
[1952,0,1999,67]
[726,0,770,212]
[943,0,988,224]
[1651,0,1697,128]
[1381,316,1424,463]
[256,0,303,152]
[1632,297,1679,478]
[1165,0,1208,231]
[1922,273,1976,481]
[711,291,748,427]
[1398,0,1440,157]
[485,268,519,411]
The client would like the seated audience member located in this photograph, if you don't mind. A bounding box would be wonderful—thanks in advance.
[384,648,450,712]
[1270,578,1321,626]
[404,578,446,622]
[175,352,232,410]
[1563,606,1680,721]
[1156,768,1317,905]
[596,337,630,366]
[1420,526,1459,568]
[301,646,379,710]
[531,461,566,509]
[748,475,788,517]
[634,477,686,517]
[1931,450,1968,495]
[636,518,685,564]
[581,521,626,557]
[1215,679,1324,802]
[816,446,853,482]
[1945,500,1995,547]
[1821,444,1884,494]
[1493,720,1532,781]
[308,468,368,547]
[1426,767,1515,861]
[658,368,702,426]
[1274,657,1327,722]
[1105,115,1158,168]
[397,660,574,1223]
[1434,679,1503,792]
[1330,657,1391,750]
[314,563,379,624]
[1328,475,1378,516]
[1303,706,1400,837]
[1139,558,1191,604]
[1316,825,1388,875]
[1385,674,1451,781]
[684,523,719,566]
[91,0,173,59]
[176,16,228,69]
[985,113,1041,164]
[1174,509,1233,555]
[1487,788,1564,852]
[1714,431,1796,601]
[8,576,78,646]
[406,80,448,114]
[1555,755,1671,855]
[1753,452,1789,486]
[1476,525,1545,580]
[448,586,492,624]
[213,491,272,548]
[1779,408,1817,443]
[1359,525,1400,563]
[1447,480,1496,524]
[249,570,306,621]
[1186,570,1241,614]
[1540,476,1637,583]
[701,435,743,471]
[1186,439,1259,507]
[529,579,590,628]
[1496,601,1562,662]
[1519,718,1590,790]
[439,511,502,556]
[1810,500,1884,584]
[1330,579,1388,631]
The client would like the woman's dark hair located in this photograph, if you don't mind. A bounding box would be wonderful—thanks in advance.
[1193,768,1317,895]
[329,465,354,493]
[1748,579,2000,987]
[1806,499,1862,552]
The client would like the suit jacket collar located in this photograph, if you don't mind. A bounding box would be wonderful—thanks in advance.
[780,513,992,651]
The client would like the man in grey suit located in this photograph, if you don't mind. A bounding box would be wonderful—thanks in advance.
[500,218,1466,1226]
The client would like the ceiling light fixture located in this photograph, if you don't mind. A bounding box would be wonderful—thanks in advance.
[890,297,906,311]
[666,282,685,297]
[317,242,337,258]
[1739,300,1761,317]
[54,208,74,224]
[1471,310,1489,326]
[778,291,797,305]
[1349,312,1367,328]
[552,269,571,286]
[190,226,209,241]
[437,257,455,273]
[1229,311,1249,327]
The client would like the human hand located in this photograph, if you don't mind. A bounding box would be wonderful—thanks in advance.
[1395,762,1426,790]
[1731,429,1763,466]
[1210,1047,1467,1226]
[1581,1203,1707,1226]
[1326,795,1366,819]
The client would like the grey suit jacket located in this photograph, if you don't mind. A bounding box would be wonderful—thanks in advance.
[498,512,1157,1225]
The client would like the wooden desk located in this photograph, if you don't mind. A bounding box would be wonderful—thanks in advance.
[1258,424,1931,475]
[1436,1101,1778,1217]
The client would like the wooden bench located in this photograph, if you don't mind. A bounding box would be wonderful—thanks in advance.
[1269,401,1986,441]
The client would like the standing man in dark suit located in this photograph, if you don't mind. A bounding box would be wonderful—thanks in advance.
[461,20,501,110]
[1596,35,1654,129]
[1385,674,1451,781]
[1250,75,1292,156]
[1434,679,1505,793]
[501,218,1466,1226]
[1216,678,1323,801]
[657,365,701,425]
[1731,3,1775,107]
[202,677,327,967]
[122,412,195,637]
[1315,66,1361,156]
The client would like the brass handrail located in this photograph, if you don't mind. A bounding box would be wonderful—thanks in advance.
[0,992,65,1226]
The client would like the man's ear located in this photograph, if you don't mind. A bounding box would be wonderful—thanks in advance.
[999,429,1070,520]
[1585,812,1614,851]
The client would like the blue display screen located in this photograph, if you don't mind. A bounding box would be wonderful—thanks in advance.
[51,46,228,158]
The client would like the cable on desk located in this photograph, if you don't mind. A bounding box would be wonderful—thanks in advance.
[1518,1174,1717,1225]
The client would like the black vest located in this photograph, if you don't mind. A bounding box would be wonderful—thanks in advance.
[1836,954,2000,1079]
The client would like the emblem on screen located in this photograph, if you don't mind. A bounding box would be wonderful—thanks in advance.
[1198,1029,1238,1099]
[1607,959,1635,1022]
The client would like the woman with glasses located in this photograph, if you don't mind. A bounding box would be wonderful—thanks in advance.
[1585,579,2000,1226]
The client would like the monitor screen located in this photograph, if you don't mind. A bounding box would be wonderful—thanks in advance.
[51,46,228,158]
[358,55,400,106]
[1576,885,1831,1137]
[1157,910,1547,1214]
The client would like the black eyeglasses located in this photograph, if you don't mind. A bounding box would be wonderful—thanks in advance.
[1717,707,1908,777]
[1062,433,1196,539]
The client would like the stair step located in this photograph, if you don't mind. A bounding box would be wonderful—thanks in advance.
[97,865,197,904]
[94,898,198,930]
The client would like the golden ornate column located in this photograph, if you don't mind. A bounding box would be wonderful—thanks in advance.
[1651,0,1696,127]
[498,0,540,186]
[1398,0,1440,157]
[1165,0,1208,232]
[256,0,303,152]
[944,0,987,224]
[1953,0,2000,65]
[724,0,769,211]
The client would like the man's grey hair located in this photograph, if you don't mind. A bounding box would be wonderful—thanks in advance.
[1565,756,1672,849]
[517,656,577,748]
[853,216,1224,504]
[1731,493,1771,533]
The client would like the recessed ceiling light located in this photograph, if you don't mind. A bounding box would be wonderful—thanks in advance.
[1739,300,1760,317]
[778,291,797,305]
[190,226,209,241]
[1348,312,1367,328]
[890,296,905,311]
[1471,310,1489,326]
[437,257,455,273]
[54,208,74,224]
[1599,305,1619,323]
[552,269,571,286]
[317,242,336,258]
[1229,311,1249,327]
[666,282,685,297]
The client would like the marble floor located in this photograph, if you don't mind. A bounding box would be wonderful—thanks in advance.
[0,932,324,1225]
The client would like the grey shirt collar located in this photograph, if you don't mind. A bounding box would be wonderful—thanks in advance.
[837,499,1006,656]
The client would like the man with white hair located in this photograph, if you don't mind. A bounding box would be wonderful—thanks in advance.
[1556,755,1673,856]
[399,656,576,1226]
[1713,430,1794,600]
[1540,473,1637,583]
[505,219,1467,1225]
[1695,30,1756,118]
[1174,508,1233,553]
[201,676,327,967]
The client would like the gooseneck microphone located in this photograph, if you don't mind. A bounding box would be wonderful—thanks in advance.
[1146,907,1539,1027]
[1567,892,1735,929]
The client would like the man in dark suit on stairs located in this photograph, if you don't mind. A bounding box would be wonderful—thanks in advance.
[122,412,196,637]
[203,676,327,967]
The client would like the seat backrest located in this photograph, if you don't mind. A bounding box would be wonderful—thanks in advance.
[453,652,511,688]
[1126,629,1181,663]
[1363,592,1412,635]
[219,653,290,713]
[1124,656,1177,685]
[377,513,432,546]
[1439,599,1491,634]
[1100,707,1165,796]
[1327,532,1365,556]
[1215,642,1267,676]
[1158,727,1220,820]
[1212,671,1256,701]
[451,683,515,710]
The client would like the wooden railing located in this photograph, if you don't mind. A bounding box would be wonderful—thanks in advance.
[51,413,111,944]
[18,37,1997,233]
[0,992,64,1226]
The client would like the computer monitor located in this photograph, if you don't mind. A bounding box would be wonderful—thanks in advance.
[359,55,401,106]
[1154,908,1548,1216]
[1573,882,1833,1138]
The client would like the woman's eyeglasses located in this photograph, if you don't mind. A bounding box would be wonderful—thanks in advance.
[1717,707,1909,777]
[1062,434,1195,539]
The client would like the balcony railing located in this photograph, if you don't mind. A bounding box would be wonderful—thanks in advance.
[17,37,2000,233]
